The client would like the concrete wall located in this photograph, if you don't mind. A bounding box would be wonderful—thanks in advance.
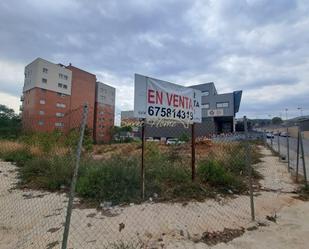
[190,84,235,118]
[96,82,115,106]
[23,58,72,95]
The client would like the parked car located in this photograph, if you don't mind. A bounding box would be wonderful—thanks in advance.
[266,133,274,139]
[280,132,289,137]
[166,138,185,145]
[146,137,160,142]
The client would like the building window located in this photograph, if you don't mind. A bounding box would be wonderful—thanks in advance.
[55,122,64,127]
[58,83,68,89]
[56,103,66,108]
[38,120,44,126]
[40,99,46,104]
[202,103,210,109]
[39,110,45,115]
[216,102,229,108]
[42,78,47,84]
[43,68,48,73]
[56,112,64,117]
[59,73,68,80]
[41,89,46,93]
[202,91,209,96]
[99,111,104,115]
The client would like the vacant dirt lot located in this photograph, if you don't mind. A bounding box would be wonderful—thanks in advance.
[0,146,305,249]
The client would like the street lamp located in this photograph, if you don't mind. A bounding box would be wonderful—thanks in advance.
[285,108,288,121]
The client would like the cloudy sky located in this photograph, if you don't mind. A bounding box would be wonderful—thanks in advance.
[1,0,309,121]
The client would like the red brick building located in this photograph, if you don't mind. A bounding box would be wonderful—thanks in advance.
[21,58,115,143]
[94,82,115,143]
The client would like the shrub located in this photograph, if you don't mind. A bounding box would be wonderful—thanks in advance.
[197,159,246,192]
[76,156,140,204]
[0,147,34,167]
[19,131,63,153]
[179,132,190,142]
[19,156,74,190]
[64,128,93,152]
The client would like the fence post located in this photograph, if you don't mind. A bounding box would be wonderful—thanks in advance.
[296,128,300,182]
[299,130,308,186]
[141,120,146,199]
[277,132,281,157]
[287,127,290,172]
[61,104,89,249]
[244,116,255,221]
[191,123,196,181]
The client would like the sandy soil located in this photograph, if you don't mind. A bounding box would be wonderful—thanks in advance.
[0,146,304,249]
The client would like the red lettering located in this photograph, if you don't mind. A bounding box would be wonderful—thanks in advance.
[148,89,155,104]
[179,95,185,109]
[184,97,189,109]
[189,99,193,109]
[173,94,179,107]
[156,91,163,105]
[166,93,173,106]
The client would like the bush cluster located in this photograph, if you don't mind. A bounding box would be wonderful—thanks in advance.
[0,138,262,205]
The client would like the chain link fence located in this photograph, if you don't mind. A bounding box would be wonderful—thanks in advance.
[2,113,294,248]
[265,127,308,185]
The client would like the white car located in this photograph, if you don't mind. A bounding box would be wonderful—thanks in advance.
[266,133,274,139]
[166,138,185,145]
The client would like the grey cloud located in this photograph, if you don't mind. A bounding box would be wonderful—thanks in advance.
[0,0,309,117]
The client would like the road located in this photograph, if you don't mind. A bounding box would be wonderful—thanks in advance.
[267,135,309,179]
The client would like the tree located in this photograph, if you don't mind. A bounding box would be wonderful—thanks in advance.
[0,104,21,139]
[271,117,283,125]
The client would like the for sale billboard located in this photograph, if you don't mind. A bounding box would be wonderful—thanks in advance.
[134,74,202,124]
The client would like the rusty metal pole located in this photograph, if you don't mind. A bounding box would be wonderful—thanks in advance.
[244,116,255,221]
[191,123,196,181]
[141,121,146,199]
[61,104,88,249]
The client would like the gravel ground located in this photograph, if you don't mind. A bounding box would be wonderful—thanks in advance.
[0,146,303,249]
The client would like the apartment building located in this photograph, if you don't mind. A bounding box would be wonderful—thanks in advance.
[94,82,116,143]
[21,58,115,143]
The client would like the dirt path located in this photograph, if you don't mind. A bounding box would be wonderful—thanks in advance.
[0,146,305,249]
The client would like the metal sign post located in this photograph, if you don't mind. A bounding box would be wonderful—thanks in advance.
[141,121,146,199]
[191,123,196,181]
